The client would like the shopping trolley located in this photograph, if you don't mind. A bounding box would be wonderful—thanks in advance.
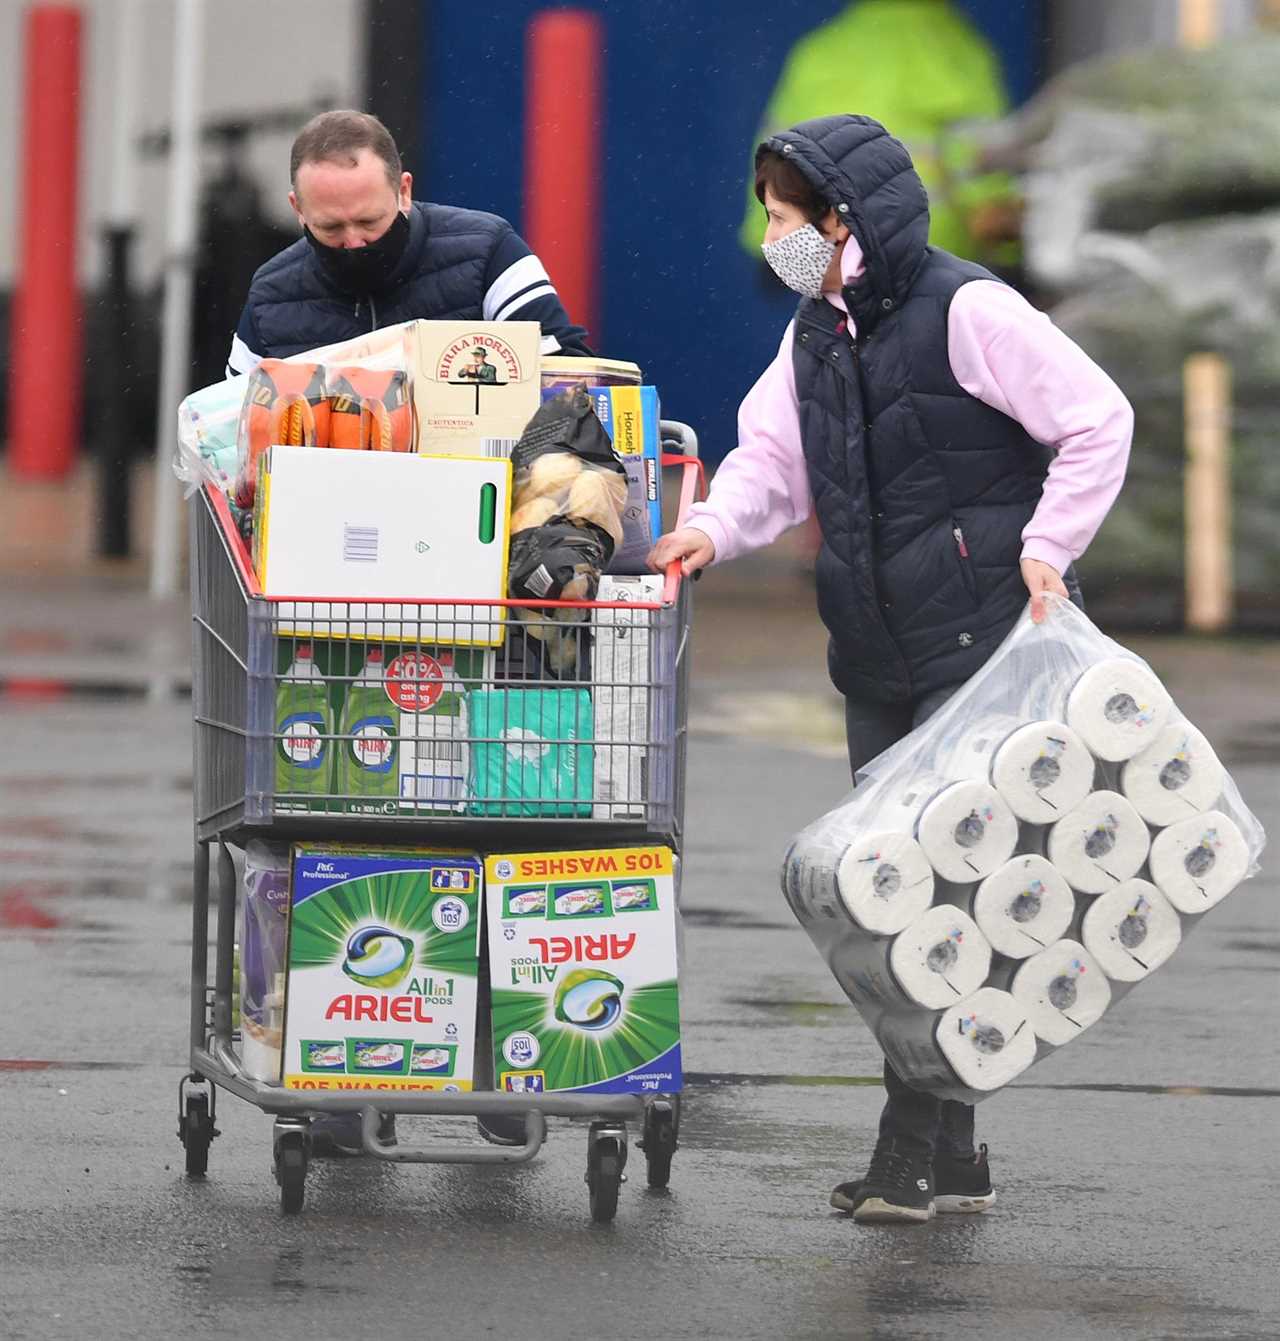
[179,422,703,1221]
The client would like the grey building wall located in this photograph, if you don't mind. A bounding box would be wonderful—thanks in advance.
[0,0,364,288]
[1046,0,1260,73]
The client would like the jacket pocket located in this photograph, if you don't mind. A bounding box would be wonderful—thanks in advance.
[951,520,979,605]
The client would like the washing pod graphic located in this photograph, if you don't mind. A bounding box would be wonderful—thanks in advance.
[342,925,414,988]
[554,969,624,1031]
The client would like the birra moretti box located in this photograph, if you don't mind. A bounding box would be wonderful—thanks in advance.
[282,845,482,1092]
[486,845,682,1095]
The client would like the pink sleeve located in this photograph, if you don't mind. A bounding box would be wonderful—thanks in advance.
[681,322,812,565]
[948,281,1134,576]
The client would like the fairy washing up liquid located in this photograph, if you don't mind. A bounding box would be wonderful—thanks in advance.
[334,648,399,804]
[275,644,332,797]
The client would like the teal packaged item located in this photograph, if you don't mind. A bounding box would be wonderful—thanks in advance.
[275,644,333,798]
[466,689,594,816]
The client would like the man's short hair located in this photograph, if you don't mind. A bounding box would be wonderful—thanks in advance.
[290,110,402,189]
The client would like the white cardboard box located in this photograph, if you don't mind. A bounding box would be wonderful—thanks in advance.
[254,446,511,644]
[591,575,664,817]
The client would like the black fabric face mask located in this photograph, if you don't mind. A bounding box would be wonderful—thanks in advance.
[304,208,411,295]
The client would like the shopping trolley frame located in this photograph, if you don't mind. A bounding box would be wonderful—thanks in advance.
[179,422,703,1220]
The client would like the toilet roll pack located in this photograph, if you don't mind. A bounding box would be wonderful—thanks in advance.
[784,596,1265,1103]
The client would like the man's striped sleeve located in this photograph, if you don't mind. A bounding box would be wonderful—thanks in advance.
[226,304,264,378]
[483,228,591,355]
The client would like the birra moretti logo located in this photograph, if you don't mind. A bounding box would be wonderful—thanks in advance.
[436,332,523,382]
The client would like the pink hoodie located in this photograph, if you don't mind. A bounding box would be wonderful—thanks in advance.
[682,236,1133,578]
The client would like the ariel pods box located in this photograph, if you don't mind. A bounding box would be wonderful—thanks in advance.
[486,845,682,1095]
[282,845,482,1092]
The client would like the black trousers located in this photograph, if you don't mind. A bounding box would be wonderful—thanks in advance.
[844,687,976,1160]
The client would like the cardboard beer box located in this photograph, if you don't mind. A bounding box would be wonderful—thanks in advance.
[413,320,541,456]
[486,845,682,1096]
[282,845,483,1092]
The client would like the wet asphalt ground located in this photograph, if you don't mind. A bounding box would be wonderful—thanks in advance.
[1,566,1278,1341]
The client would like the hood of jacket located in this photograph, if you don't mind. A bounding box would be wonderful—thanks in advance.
[758,114,930,335]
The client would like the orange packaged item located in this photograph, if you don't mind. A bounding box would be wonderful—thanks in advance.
[233,361,330,509]
[325,366,414,453]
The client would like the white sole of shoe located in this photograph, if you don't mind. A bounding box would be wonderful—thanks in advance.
[851,1197,936,1224]
[934,1190,996,1214]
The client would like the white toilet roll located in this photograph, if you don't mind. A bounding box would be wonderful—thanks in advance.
[1148,809,1250,914]
[1047,790,1151,894]
[915,780,1020,883]
[783,830,936,936]
[887,905,992,1010]
[1007,938,1112,1046]
[970,854,1077,958]
[937,714,1096,824]
[1065,658,1173,762]
[1120,722,1225,827]
[1081,879,1183,982]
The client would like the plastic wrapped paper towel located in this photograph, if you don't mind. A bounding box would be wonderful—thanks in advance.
[1047,790,1150,894]
[1121,721,1225,827]
[783,597,1265,1101]
[966,854,1077,958]
[878,988,1038,1101]
[1148,810,1250,913]
[1065,658,1173,761]
[1081,880,1182,983]
[826,905,991,1013]
[1002,939,1111,1047]
[935,714,1096,824]
[782,828,935,937]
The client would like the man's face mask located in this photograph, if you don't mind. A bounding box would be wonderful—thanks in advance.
[305,208,411,295]
[760,222,837,300]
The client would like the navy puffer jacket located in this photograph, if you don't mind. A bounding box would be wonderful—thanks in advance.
[766,115,1078,703]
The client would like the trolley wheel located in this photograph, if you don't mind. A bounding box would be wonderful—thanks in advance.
[275,1136,308,1215]
[181,1095,214,1177]
[586,1123,627,1224]
[640,1097,679,1190]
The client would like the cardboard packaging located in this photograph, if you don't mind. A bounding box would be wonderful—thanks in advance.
[486,845,682,1095]
[540,355,642,395]
[282,845,483,1092]
[413,321,542,455]
[591,575,664,818]
[253,446,511,644]
[270,638,495,817]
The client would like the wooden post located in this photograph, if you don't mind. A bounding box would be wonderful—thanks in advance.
[1177,0,1222,47]
[1183,354,1233,633]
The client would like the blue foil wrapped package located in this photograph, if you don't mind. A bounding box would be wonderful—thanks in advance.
[466,689,593,816]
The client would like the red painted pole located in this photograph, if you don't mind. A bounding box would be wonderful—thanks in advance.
[8,5,82,480]
[524,9,602,345]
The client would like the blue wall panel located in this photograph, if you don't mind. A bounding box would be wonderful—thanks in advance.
[422,2,1040,465]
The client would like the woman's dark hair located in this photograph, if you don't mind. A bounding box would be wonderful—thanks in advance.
[753,148,830,224]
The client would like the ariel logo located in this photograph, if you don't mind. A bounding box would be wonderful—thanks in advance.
[342,924,414,987]
[553,969,624,1031]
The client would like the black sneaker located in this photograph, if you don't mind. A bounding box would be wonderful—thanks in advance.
[309,1112,396,1157]
[830,1145,935,1224]
[832,1144,996,1218]
[933,1144,996,1214]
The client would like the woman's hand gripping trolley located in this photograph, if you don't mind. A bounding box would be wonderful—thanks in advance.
[179,424,703,1221]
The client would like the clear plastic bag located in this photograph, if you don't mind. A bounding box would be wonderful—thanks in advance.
[782,595,1266,1103]
[173,322,417,505]
[239,840,291,1083]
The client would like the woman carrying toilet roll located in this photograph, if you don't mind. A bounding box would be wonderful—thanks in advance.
[649,115,1133,1226]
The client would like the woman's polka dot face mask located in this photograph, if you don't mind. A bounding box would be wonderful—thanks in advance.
[761,222,838,299]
